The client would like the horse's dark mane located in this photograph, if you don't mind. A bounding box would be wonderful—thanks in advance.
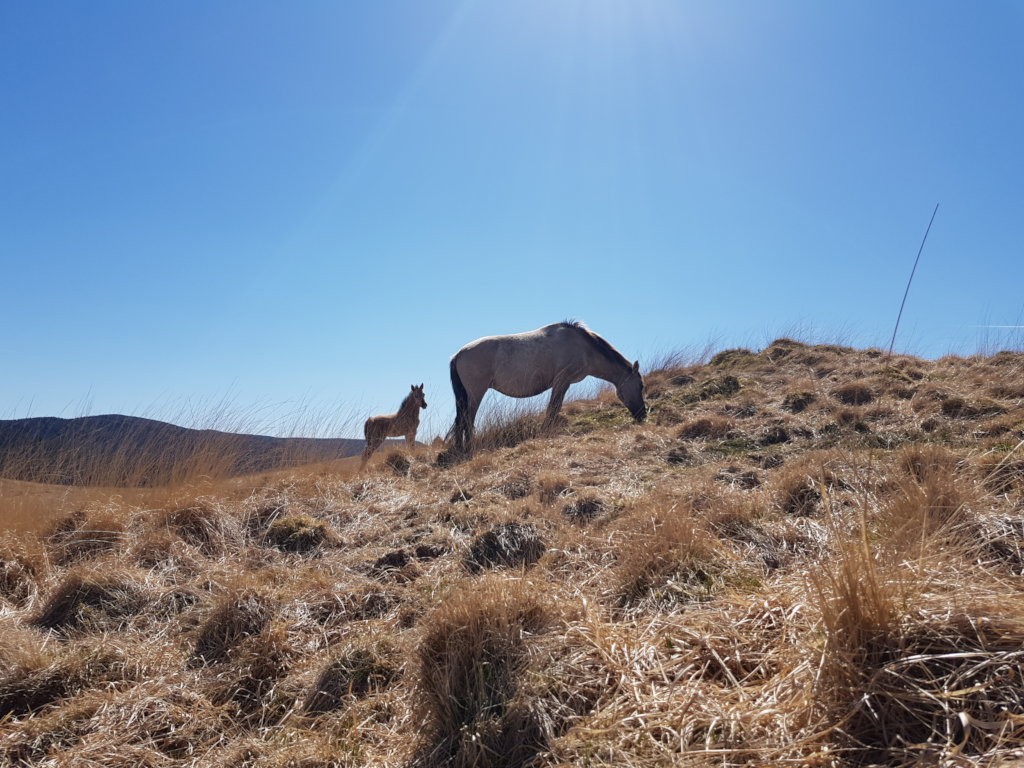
[560,320,631,368]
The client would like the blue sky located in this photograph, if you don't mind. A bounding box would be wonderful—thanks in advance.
[3,2,1023,437]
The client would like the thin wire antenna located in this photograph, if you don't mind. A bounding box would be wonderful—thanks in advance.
[887,203,939,357]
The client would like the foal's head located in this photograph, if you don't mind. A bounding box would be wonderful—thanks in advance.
[616,361,647,422]
[408,384,427,410]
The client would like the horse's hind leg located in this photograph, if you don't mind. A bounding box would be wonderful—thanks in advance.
[361,422,383,468]
[451,401,472,453]
[461,394,484,451]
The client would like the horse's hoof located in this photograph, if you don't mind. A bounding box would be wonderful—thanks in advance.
[435,447,469,468]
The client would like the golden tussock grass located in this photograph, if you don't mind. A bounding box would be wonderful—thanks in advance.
[413,576,580,768]
[612,503,725,608]
[0,340,1023,766]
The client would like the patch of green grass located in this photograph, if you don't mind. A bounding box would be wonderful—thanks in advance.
[265,514,329,552]
[706,437,759,456]
[565,407,633,435]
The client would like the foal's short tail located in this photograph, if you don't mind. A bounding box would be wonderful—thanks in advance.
[446,357,470,449]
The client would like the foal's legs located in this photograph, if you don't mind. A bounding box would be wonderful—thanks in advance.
[361,420,385,468]
[360,440,378,468]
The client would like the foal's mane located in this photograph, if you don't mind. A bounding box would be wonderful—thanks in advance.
[559,320,631,369]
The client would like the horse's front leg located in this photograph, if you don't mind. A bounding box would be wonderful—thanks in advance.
[405,433,416,449]
[543,380,571,429]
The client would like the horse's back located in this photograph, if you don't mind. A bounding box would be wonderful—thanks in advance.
[453,323,588,398]
[454,323,572,359]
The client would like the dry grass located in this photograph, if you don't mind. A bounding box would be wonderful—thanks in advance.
[192,589,274,665]
[1,341,1024,766]
[304,640,400,715]
[413,576,577,768]
[613,504,725,607]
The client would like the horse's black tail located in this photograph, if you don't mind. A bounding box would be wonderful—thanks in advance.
[447,356,470,449]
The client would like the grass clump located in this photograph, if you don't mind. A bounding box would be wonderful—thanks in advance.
[264,513,330,552]
[762,337,811,360]
[782,390,817,413]
[896,443,962,484]
[472,408,545,452]
[614,507,723,607]
[46,509,125,565]
[307,582,401,623]
[206,624,294,727]
[0,541,43,606]
[384,450,412,475]
[561,494,607,523]
[304,642,399,714]
[709,348,758,368]
[677,416,734,441]
[695,374,742,401]
[495,471,534,500]
[649,375,742,425]
[776,476,822,516]
[812,529,1024,765]
[664,444,693,465]
[414,577,567,768]
[832,381,875,405]
[466,522,546,573]
[193,590,273,665]
[0,643,134,718]
[940,395,1008,419]
[30,571,148,634]
[977,453,1024,496]
[157,502,238,555]
[535,472,570,504]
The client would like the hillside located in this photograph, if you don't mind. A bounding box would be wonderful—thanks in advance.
[0,415,395,487]
[1,339,1023,767]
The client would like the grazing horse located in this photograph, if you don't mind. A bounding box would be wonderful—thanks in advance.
[447,321,646,452]
[362,384,427,467]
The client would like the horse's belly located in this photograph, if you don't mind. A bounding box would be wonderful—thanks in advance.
[493,381,549,399]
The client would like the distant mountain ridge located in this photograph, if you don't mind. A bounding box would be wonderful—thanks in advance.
[0,414,388,486]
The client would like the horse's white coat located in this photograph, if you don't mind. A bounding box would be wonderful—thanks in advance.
[448,322,645,450]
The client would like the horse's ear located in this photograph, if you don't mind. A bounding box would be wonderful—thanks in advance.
[632,360,640,373]
[418,383,424,390]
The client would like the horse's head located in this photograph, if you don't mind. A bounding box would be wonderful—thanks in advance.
[411,384,427,409]
[616,361,647,422]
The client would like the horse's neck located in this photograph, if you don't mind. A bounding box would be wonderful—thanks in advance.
[396,397,419,421]
[585,345,630,386]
